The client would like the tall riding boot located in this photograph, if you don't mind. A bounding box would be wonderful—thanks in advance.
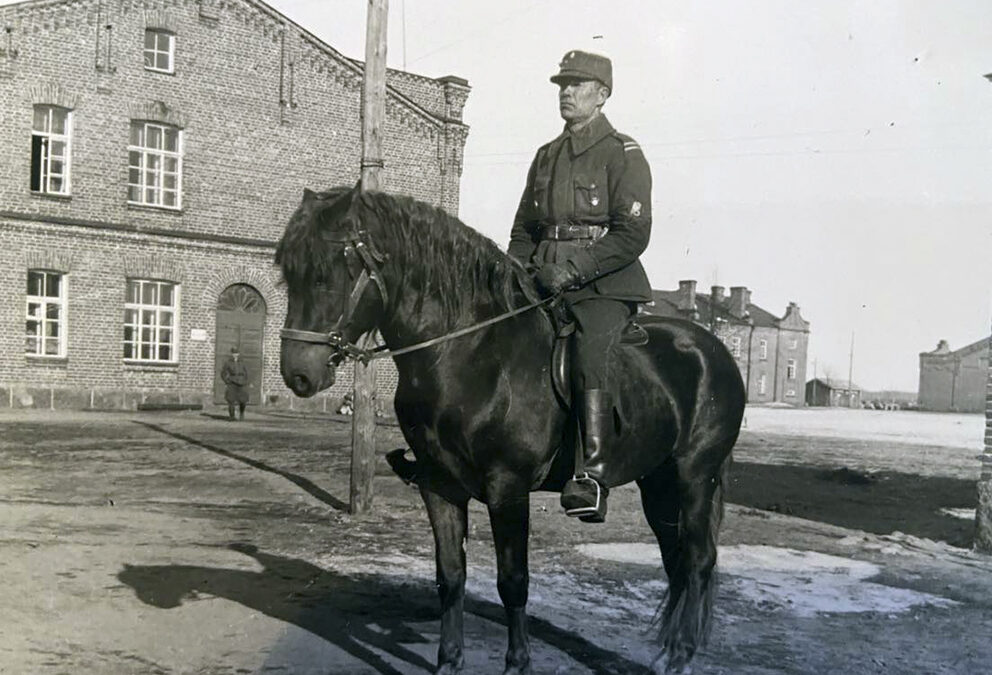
[560,389,612,523]
[227,403,235,420]
[238,403,245,420]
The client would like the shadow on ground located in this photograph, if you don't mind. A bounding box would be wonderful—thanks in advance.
[118,544,647,675]
[727,461,977,547]
[134,421,349,513]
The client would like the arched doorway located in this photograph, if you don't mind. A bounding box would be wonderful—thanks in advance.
[214,284,266,405]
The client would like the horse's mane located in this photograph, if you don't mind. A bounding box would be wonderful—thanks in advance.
[276,188,540,327]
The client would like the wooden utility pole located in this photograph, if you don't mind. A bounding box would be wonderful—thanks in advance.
[975,316,992,552]
[350,0,388,515]
[975,74,991,552]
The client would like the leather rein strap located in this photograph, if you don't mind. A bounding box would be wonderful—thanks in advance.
[279,224,554,365]
[280,296,554,365]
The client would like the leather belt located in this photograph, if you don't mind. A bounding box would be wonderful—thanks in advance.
[540,224,606,241]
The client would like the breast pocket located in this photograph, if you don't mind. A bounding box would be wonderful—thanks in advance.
[573,173,607,218]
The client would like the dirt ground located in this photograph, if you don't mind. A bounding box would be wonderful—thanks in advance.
[1,407,990,674]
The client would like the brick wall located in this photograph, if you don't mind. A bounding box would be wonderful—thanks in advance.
[0,0,468,410]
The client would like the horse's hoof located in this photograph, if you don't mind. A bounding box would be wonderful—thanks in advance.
[652,650,692,674]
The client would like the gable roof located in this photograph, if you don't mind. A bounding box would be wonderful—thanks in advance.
[0,0,466,132]
[649,289,784,329]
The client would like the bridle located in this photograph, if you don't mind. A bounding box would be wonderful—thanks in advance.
[279,221,389,365]
[279,225,553,366]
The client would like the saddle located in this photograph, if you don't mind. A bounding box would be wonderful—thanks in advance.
[548,301,649,409]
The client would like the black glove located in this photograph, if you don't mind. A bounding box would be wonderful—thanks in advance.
[533,261,581,295]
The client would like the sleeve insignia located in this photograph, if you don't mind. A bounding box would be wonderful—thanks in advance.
[630,201,642,217]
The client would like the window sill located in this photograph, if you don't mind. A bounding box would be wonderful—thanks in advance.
[144,67,176,76]
[30,191,72,202]
[127,202,183,215]
[123,360,179,372]
[26,355,68,366]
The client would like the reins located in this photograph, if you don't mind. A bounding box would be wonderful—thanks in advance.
[279,206,555,365]
[280,295,555,365]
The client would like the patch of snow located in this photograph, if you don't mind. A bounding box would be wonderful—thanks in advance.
[576,542,957,617]
[939,507,975,521]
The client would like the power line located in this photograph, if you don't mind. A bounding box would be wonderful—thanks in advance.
[406,2,545,65]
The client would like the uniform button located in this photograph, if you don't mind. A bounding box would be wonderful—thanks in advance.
[590,183,596,189]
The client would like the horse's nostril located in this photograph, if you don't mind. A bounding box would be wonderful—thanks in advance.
[292,374,310,393]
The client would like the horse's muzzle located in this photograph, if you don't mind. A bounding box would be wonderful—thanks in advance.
[283,363,336,398]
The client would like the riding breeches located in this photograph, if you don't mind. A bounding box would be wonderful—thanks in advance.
[566,297,635,390]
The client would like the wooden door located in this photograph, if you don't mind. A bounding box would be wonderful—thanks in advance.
[214,284,266,405]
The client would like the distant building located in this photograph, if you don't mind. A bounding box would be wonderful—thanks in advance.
[806,378,862,408]
[646,281,810,405]
[918,337,990,413]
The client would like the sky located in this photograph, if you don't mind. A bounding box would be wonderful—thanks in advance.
[262,0,991,392]
[7,0,990,391]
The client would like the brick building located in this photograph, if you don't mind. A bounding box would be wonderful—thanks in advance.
[0,0,470,410]
[918,337,990,413]
[646,280,810,405]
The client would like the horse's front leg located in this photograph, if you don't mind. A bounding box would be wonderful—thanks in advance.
[420,485,469,674]
[488,492,532,675]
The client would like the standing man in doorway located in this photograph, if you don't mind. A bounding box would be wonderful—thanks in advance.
[221,346,249,421]
[508,50,653,522]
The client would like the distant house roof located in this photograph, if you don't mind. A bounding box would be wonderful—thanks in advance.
[920,336,990,358]
[807,377,862,392]
[649,289,781,329]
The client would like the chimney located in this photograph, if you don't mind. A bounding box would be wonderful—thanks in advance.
[711,285,725,304]
[729,286,750,319]
[677,280,697,312]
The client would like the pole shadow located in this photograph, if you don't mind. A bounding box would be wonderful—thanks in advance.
[134,421,348,513]
[118,544,648,675]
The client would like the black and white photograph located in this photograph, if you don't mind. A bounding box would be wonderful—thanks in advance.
[1,1,990,673]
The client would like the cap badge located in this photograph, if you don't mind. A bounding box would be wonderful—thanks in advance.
[591,196,600,206]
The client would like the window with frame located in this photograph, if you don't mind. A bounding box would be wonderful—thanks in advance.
[787,358,797,380]
[758,374,767,395]
[128,121,182,208]
[144,29,175,73]
[25,270,67,357]
[31,105,72,195]
[759,339,768,360]
[124,279,178,362]
[730,336,742,358]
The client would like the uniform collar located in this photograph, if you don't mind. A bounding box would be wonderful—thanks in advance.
[566,113,614,155]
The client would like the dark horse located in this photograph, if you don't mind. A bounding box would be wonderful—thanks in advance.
[277,185,745,674]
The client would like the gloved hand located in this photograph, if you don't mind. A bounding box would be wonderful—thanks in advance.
[533,261,581,295]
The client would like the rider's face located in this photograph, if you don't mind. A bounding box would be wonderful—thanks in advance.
[558,79,608,125]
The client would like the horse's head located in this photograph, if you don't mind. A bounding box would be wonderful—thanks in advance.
[276,185,388,397]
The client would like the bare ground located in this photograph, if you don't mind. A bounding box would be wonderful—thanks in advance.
[0,408,990,674]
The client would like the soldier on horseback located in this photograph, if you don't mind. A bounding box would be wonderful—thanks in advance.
[508,50,653,522]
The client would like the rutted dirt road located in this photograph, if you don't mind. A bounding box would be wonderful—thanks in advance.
[1,408,990,674]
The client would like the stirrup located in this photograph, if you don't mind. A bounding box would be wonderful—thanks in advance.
[563,473,606,520]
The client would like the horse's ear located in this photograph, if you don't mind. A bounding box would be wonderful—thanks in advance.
[302,187,317,203]
[316,186,357,230]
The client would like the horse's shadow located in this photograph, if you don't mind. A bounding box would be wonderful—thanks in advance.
[118,543,646,675]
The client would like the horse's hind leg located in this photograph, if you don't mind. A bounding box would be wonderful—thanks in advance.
[637,456,682,581]
[420,486,470,674]
[639,449,732,673]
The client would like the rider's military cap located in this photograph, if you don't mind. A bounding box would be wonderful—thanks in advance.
[550,50,613,92]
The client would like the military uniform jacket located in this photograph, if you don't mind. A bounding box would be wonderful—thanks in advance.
[221,358,250,404]
[508,114,653,303]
